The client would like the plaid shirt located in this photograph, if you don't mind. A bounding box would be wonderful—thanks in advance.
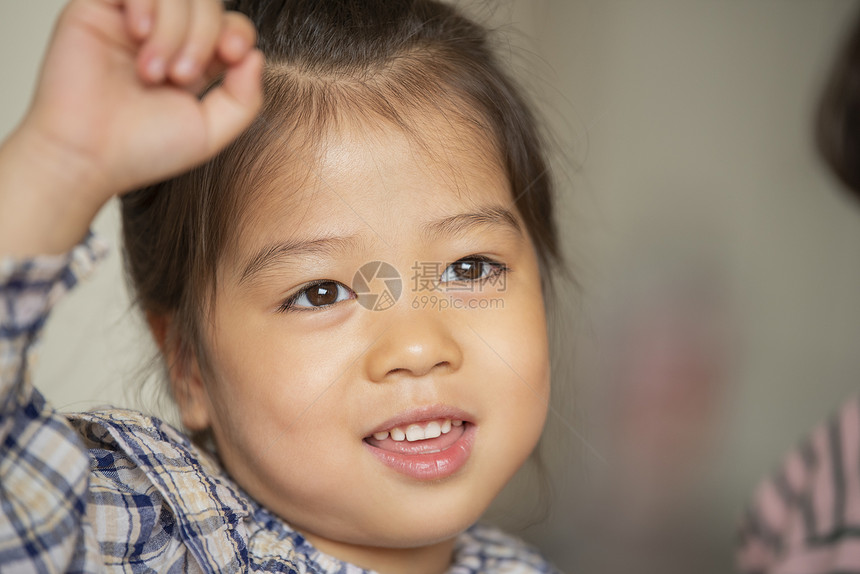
[0,233,558,573]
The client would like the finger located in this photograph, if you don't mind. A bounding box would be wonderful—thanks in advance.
[137,0,191,84]
[59,0,134,50]
[189,12,256,96]
[200,49,264,158]
[216,11,258,65]
[188,57,227,96]
[123,0,155,41]
[169,0,221,85]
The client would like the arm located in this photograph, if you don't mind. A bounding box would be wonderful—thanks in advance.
[0,0,262,569]
[0,234,108,571]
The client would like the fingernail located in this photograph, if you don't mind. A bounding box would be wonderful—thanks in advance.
[228,33,246,55]
[174,57,195,80]
[147,57,165,82]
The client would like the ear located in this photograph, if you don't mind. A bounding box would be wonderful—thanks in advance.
[146,311,169,353]
[145,312,212,432]
[171,357,212,432]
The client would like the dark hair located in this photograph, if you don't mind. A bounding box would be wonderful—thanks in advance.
[818,6,860,196]
[121,0,560,407]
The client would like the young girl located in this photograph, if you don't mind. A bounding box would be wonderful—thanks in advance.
[0,0,561,572]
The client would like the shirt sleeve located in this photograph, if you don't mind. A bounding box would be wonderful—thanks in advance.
[0,233,109,572]
[737,397,860,574]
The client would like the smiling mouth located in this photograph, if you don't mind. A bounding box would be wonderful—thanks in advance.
[367,418,463,442]
[364,418,468,455]
[363,416,475,479]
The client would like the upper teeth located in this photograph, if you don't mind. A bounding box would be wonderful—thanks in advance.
[372,419,463,442]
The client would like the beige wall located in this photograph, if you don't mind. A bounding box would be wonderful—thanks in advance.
[3,1,860,571]
[505,2,860,570]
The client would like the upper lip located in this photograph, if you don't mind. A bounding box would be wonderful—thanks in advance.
[365,404,474,438]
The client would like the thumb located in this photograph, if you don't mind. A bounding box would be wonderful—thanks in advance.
[200,48,264,158]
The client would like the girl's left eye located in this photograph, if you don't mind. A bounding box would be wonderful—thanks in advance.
[278,281,355,312]
[439,256,508,283]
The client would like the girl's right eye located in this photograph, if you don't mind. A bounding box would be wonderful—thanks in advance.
[278,281,355,313]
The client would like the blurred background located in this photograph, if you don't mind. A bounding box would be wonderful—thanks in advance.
[4,1,860,572]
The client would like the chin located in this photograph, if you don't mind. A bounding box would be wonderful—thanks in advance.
[350,520,473,550]
[379,493,498,547]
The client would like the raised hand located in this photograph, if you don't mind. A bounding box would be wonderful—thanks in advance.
[0,0,263,256]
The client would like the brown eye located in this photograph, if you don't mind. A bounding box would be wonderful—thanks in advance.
[279,280,353,312]
[452,260,482,281]
[306,281,340,306]
[441,257,504,283]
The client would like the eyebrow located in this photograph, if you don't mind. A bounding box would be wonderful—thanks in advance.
[421,206,523,242]
[237,205,523,286]
[238,235,363,285]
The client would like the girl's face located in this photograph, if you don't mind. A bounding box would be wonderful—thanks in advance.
[183,113,550,566]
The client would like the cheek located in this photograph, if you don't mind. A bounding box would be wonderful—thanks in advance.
[210,301,352,387]
[202,309,372,512]
[476,265,550,397]
[460,267,551,462]
[202,306,363,450]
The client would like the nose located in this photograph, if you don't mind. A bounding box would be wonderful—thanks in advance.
[363,307,464,382]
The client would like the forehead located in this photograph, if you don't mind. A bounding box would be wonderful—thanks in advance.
[230,112,512,261]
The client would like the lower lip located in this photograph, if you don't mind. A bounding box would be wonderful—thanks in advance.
[364,424,476,481]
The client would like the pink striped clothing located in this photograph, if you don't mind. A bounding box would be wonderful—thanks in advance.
[738,397,860,573]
